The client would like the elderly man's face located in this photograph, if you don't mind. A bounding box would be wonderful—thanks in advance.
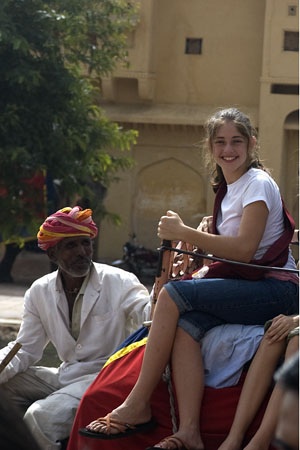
[48,236,93,278]
[274,390,299,450]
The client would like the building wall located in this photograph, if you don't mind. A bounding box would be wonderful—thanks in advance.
[97,0,299,260]
[152,0,265,106]
[259,0,299,229]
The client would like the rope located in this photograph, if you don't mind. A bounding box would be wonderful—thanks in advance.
[160,244,299,274]
[162,364,178,433]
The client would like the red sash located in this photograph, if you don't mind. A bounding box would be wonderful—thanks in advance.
[203,182,295,281]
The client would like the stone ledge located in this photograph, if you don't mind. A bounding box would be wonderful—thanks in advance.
[0,319,21,326]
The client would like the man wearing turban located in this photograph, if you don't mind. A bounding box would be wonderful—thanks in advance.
[0,206,151,450]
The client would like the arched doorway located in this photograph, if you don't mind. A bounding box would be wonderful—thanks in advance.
[132,158,206,249]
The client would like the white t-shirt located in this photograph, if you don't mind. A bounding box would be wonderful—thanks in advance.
[216,168,296,271]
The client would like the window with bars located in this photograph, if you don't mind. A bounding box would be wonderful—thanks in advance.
[185,38,202,55]
[283,31,299,51]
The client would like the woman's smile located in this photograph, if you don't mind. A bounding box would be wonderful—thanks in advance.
[212,122,249,183]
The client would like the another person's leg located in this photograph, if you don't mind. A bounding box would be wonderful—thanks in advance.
[217,336,285,450]
[243,334,299,450]
[24,374,96,450]
[273,351,299,450]
[2,366,61,414]
[3,366,96,449]
[218,328,299,450]
[0,388,41,450]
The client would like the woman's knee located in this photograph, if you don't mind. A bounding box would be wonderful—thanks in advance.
[285,335,299,359]
[156,287,180,315]
[259,334,285,356]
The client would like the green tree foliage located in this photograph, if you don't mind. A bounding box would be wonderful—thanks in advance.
[0,0,139,241]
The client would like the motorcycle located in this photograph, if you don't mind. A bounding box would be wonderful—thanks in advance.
[112,234,159,282]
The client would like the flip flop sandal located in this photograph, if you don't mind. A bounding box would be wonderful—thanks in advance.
[79,413,156,440]
[146,435,188,450]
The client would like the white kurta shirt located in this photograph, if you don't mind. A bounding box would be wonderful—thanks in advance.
[0,263,151,385]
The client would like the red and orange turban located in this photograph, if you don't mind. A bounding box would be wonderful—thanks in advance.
[37,206,98,251]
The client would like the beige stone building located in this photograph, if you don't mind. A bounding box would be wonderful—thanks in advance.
[97,0,299,261]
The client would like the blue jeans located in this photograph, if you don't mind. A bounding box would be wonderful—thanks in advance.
[164,278,299,342]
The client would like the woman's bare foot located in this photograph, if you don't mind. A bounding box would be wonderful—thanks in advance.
[217,434,243,450]
[217,435,270,450]
[243,437,270,450]
[149,431,204,450]
[86,400,152,434]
